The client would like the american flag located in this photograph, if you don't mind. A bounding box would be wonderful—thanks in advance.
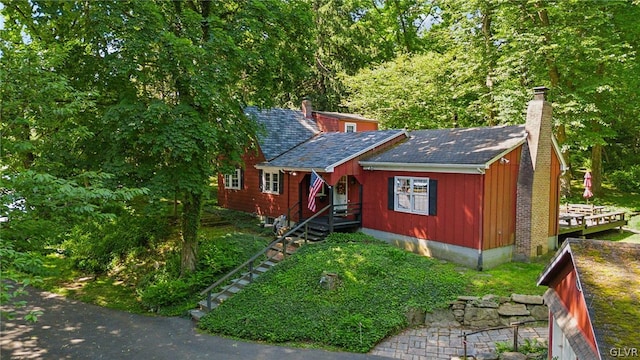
[308,170,324,212]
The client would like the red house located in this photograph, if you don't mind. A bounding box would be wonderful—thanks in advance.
[537,239,640,359]
[219,87,565,269]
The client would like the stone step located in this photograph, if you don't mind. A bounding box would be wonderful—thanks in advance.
[189,309,207,321]
[221,285,243,294]
[270,243,300,254]
[230,278,250,286]
[198,299,220,311]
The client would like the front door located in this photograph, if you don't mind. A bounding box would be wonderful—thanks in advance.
[333,176,348,213]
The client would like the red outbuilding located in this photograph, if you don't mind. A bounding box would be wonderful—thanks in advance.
[538,239,640,360]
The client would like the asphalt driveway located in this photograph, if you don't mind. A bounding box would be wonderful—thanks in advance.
[1,287,393,360]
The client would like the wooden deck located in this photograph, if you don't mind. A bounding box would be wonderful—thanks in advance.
[302,202,363,233]
[559,204,627,236]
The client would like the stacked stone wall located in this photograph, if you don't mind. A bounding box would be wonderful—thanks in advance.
[413,294,548,328]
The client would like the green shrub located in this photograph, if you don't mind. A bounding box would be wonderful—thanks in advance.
[62,214,170,273]
[197,232,270,274]
[609,165,640,194]
[139,279,191,310]
[495,338,548,359]
[136,231,271,314]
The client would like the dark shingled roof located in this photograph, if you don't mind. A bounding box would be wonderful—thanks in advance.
[245,106,320,161]
[259,130,406,171]
[539,239,640,359]
[362,125,526,165]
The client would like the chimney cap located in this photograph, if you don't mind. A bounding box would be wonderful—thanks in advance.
[532,86,549,100]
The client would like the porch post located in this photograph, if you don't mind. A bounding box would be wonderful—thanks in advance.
[358,182,363,224]
[329,185,334,232]
[298,177,303,221]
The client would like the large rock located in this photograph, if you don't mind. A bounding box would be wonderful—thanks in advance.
[498,303,530,317]
[501,352,527,360]
[528,305,549,321]
[464,305,501,327]
[474,295,500,308]
[450,300,466,310]
[511,294,544,305]
[424,309,460,327]
[476,352,499,360]
[406,307,426,326]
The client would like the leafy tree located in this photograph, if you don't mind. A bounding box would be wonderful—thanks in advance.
[307,0,440,110]
[2,0,315,276]
[0,10,144,319]
[342,0,640,196]
[343,52,485,129]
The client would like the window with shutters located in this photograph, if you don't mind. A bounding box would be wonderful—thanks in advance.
[224,169,242,190]
[394,176,429,214]
[262,171,280,194]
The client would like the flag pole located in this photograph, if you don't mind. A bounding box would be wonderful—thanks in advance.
[311,169,330,186]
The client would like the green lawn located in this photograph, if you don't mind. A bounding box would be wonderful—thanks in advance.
[38,253,148,314]
[464,256,551,296]
[198,232,467,353]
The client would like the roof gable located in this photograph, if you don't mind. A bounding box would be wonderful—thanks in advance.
[360,125,527,173]
[257,130,406,172]
[539,239,640,357]
[245,106,320,161]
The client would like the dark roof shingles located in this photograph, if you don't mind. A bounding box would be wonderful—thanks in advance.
[262,130,405,170]
[245,106,319,161]
[363,125,526,165]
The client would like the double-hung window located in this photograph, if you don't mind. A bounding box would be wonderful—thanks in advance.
[345,122,357,132]
[394,176,429,214]
[224,169,242,190]
[262,171,280,194]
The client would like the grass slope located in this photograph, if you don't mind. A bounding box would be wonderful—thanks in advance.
[198,233,466,353]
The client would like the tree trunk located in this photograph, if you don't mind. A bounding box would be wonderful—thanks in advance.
[556,124,572,197]
[591,143,603,196]
[481,2,496,126]
[536,3,572,197]
[180,191,202,275]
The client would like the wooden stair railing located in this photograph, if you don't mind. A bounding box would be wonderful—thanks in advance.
[198,204,332,312]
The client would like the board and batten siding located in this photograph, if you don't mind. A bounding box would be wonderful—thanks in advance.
[548,262,598,355]
[361,170,484,250]
[481,146,522,250]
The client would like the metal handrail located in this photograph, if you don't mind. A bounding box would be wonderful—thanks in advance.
[457,319,540,357]
[199,204,332,299]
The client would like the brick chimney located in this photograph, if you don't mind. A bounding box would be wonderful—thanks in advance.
[515,86,553,261]
[301,99,313,119]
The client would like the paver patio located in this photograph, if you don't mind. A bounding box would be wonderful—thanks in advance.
[370,325,548,360]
